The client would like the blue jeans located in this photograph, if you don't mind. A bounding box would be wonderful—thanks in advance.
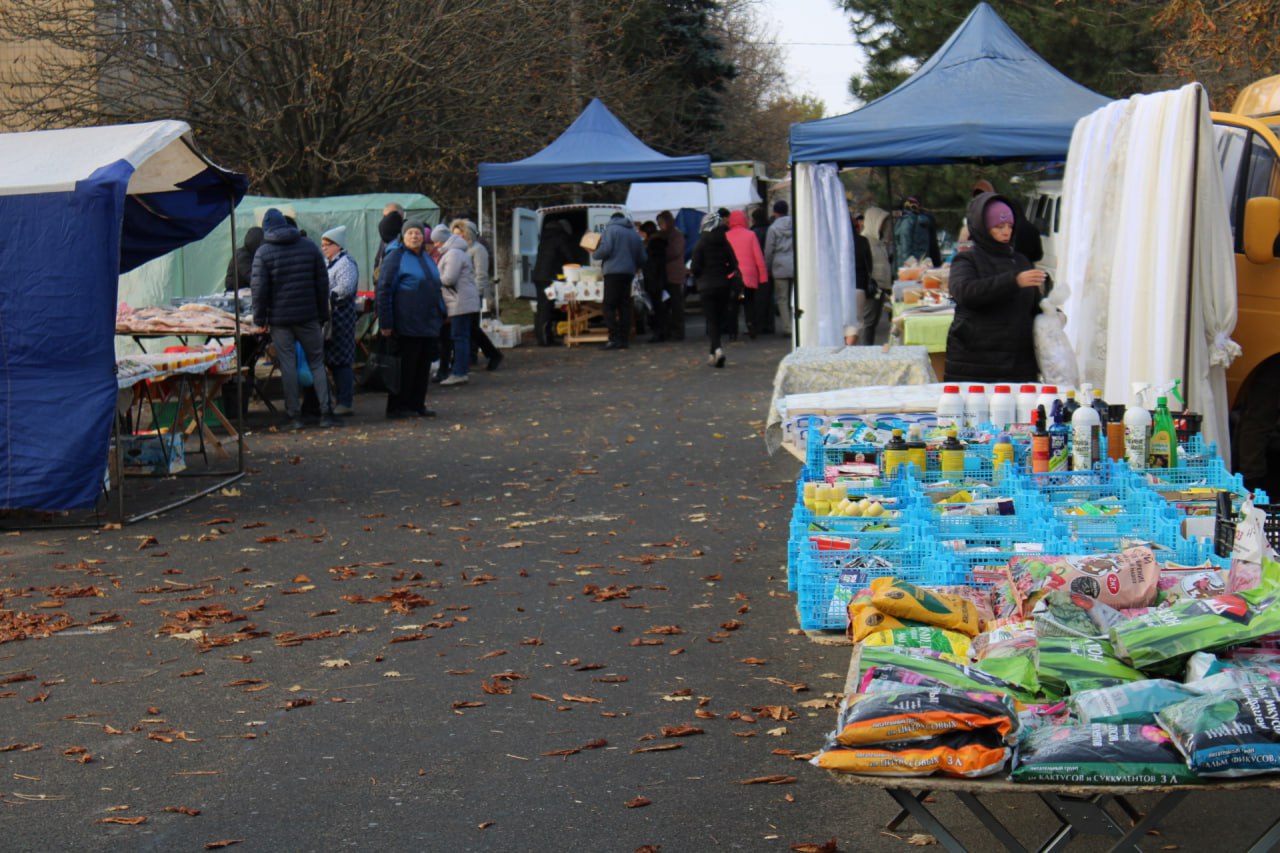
[450,313,474,377]
[330,364,353,408]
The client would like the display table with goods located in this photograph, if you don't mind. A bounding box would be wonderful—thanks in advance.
[548,267,608,347]
[784,406,1280,851]
[765,348,938,456]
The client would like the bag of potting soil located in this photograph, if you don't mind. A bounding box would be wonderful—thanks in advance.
[1004,547,1161,615]
[869,577,981,636]
[1157,683,1280,778]
[1156,566,1228,607]
[856,645,1036,702]
[971,622,1036,660]
[1011,723,1201,784]
[1069,679,1199,724]
[832,687,1017,747]
[1033,590,1109,639]
[973,654,1041,698]
[861,625,972,659]
[1110,584,1280,671]
[814,729,1011,778]
[849,606,931,643]
[1035,636,1145,700]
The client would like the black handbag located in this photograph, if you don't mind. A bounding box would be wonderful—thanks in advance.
[360,335,401,393]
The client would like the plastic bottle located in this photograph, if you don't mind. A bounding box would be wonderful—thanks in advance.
[964,385,988,428]
[1071,399,1101,472]
[1062,389,1081,420]
[883,428,908,478]
[1048,407,1071,471]
[1031,405,1050,474]
[939,429,966,474]
[1016,384,1039,424]
[992,433,1015,480]
[1036,385,1061,425]
[1106,404,1126,462]
[936,385,964,430]
[1124,383,1152,469]
[905,426,927,474]
[988,385,1016,430]
[1090,388,1110,424]
[1149,395,1178,469]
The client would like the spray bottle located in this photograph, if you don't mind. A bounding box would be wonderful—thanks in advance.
[1149,380,1182,469]
[1031,405,1051,474]
[1124,383,1152,469]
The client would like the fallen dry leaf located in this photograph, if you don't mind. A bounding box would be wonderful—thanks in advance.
[790,839,839,853]
[906,834,937,847]
[739,775,798,785]
[99,816,147,825]
[644,625,684,635]
[740,658,768,665]
[625,796,651,809]
[204,841,243,850]
[320,659,350,669]
[632,743,681,754]
[660,725,703,738]
[562,694,602,704]
[163,806,201,816]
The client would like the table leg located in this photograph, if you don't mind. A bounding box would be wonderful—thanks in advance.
[883,788,969,853]
[1104,790,1185,853]
[1247,817,1280,853]
[1036,794,1131,853]
[956,791,1029,852]
[886,790,932,831]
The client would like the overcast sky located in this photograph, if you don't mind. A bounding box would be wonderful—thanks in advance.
[757,0,865,117]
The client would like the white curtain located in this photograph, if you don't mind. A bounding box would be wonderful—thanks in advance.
[1057,84,1238,457]
[796,162,862,347]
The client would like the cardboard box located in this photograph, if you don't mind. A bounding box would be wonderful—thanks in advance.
[115,429,186,475]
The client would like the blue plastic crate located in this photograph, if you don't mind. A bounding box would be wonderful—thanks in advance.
[788,521,927,595]
[794,540,963,631]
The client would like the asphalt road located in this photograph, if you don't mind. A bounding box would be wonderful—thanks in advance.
[2,329,1277,852]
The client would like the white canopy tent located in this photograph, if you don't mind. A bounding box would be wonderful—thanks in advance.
[625,176,762,222]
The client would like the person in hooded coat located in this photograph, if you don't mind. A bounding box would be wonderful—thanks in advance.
[943,193,1049,383]
[860,206,893,344]
[690,212,740,369]
[226,226,264,291]
[724,210,768,339]
[251,208,337,430]
[763,201,794,335]
[592,211,646,350]
[433,224,482,384]
[531,218,582,346]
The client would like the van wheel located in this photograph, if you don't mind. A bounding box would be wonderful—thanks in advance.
[1232,356,1280,500]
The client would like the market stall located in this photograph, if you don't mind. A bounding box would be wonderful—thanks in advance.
[477,99,711,336]
[786,2,1110,347]
[0,120,247,514]
[784,390,1280,849]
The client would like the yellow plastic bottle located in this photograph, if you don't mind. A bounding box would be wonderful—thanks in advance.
[940,430,966,475]
[883,428,908,478]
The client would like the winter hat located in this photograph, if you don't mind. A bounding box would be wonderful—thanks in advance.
[321,225,346,248]
[430,224,452,244]
[983,200,1015,229]
[262,208,287,230]
[380,211,405,242]
[699,212,721,234]
[402,218,426,237]
[772,200,788,215]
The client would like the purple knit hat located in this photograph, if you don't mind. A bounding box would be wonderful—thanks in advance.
[984,200,1014,229]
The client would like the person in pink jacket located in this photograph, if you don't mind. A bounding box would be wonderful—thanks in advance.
[724,210,769,339]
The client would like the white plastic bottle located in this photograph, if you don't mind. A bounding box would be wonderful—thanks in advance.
[1036,385,1061,423]
[1124,383,1152,469]
[964,385,988,428]
[1016,384,1040,424]
[1070,402,1101,472]
[936,385,964,429]
[988,385,1016,430]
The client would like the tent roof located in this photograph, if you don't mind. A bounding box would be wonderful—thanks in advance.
[788,3,1111,166]
[479,99,711,187]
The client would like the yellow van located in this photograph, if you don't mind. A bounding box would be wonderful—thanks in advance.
[1214,74,1280,496]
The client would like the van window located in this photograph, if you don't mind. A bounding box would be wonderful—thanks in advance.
[1214,124,1280,251]
[1052,198,1061,234]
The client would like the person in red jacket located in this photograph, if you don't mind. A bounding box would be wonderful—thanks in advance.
[724,210,769,339]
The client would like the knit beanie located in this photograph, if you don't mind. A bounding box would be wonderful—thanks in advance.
[430,224,452,244]
[984,200,1014,229]
[321,225,346,248]
[402,218,426,237]
[380,211,405,243]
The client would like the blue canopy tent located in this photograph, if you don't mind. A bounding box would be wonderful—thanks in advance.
[785,2,1110,346]
[479,98,710,187]
[0,121,248,511]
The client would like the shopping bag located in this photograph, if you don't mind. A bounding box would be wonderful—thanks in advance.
[1034,299,1079,387]
[359,336,401,393]
[295,341,314,388]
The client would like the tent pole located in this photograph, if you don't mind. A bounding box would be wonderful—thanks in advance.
[1181,89,1201,411]
[491,189,499,323]
[790,163,799,346]
[228,189,245,475]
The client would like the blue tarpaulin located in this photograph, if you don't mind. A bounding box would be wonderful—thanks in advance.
[0,121,247,511]
[479,99,710,187]
[788,3,1111,166]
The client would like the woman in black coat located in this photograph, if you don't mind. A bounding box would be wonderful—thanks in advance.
[943,192,1049,383]
[690,213,740,368]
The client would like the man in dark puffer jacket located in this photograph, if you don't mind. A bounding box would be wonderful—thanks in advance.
[252,208,338,430]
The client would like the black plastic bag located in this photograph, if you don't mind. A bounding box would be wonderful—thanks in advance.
[360,335,400,393]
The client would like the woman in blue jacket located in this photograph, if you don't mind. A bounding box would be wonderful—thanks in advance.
[377,220,447,418]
